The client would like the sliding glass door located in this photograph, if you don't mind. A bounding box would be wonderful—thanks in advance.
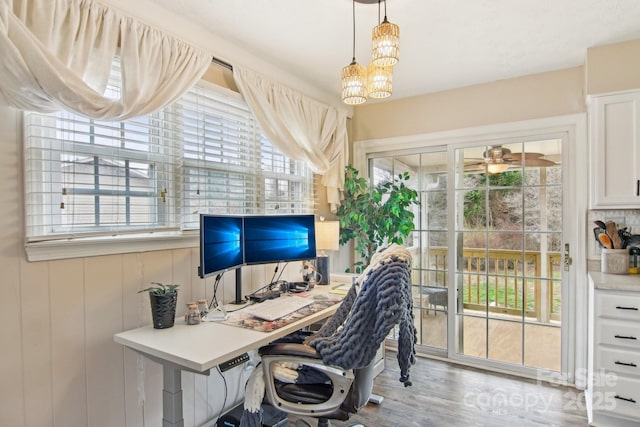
[369,133,567,375]
[452,138,563,372]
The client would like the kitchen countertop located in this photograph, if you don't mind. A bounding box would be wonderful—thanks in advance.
[589,271,640,291]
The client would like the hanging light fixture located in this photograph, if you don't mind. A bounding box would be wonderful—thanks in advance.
[341,0,368,105]
[367,62,392,98]
[366,0,392,98]
[372,0,399,66]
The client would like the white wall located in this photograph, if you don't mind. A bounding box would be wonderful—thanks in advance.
[0,105,306,426]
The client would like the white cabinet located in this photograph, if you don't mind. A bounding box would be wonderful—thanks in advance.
[589,91,640,208]
[588,274,640,426]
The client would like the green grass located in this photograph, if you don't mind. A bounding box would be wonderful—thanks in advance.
[461,277,561,314]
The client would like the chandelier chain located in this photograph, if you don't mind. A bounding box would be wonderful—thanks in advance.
[351,0,356,61]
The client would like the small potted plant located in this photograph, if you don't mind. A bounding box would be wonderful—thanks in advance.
[139,282,179,329]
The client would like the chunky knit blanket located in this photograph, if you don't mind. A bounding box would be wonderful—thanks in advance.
[239,244,416,427]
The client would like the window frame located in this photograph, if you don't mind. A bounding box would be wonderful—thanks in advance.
[24,80,314,261]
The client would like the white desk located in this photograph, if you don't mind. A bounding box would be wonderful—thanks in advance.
[114,290,341,427]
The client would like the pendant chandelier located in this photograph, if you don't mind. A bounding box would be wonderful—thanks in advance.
[341,0,399,105]
[372,1,400,66]
[367,62,392,98]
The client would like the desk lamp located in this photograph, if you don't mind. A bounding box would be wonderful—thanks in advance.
[315,219,340,285]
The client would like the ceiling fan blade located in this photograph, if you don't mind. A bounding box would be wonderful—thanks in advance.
[504,152,545,160]
[514,158,556,167]
[464,161,484,167]
[463,162,487,172]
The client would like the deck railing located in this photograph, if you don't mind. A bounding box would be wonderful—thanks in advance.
[415,247,562,323]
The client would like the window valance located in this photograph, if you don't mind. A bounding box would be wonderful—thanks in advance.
[0,0,211,120]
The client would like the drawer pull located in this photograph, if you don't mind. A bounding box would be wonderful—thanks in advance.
[614,334,638,340]
[614,395,637,404]
[616,305,639,311]
[615,361,638,367]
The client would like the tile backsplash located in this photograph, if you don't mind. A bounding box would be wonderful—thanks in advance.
[587,209,640,270]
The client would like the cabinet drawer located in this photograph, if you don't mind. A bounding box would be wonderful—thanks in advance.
[596,319,640,351]
[594,376,640,420]
[596,292,640,321]
[597,347,640,377]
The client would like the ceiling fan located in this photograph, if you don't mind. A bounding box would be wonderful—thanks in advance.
[466,146,556,173]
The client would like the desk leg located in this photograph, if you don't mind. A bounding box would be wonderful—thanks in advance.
[163,365,184,427]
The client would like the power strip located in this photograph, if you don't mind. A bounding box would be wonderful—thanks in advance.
[248,290,281,303]
[219,352,250,372]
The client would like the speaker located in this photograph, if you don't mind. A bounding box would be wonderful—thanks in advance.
[316,255,330,285]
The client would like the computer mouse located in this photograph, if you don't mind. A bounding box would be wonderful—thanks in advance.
[312,294,328,300]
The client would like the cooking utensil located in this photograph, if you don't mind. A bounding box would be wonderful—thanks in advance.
[594,227,607,248]
[594,220,607,229]
[618,228,632,249]
[597,232,613,249]
[606,221,622,249]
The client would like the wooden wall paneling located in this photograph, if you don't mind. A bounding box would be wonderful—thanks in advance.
[215,364,254,416]
[183,247,211,426]
[19,257,53,427]
[0,106,26,427]
[206,368,237,420]
[222,268,238,304]
[49,258,88,427]
[171,248,196,426]
[246,263,267,296]
[84,255,125,427]
[194,247,214,424]
[183,247,200,302]
[174,248,197,317]
[122,252,145,426]
[140,250,173,425]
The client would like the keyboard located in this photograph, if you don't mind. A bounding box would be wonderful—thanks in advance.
[245,296,314,321]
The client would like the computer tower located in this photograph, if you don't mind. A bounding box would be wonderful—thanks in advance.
[217,403,287,427]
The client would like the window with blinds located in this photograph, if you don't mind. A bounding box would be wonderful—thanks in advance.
[24,71,314,243]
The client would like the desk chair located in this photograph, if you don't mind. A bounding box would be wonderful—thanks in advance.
[242,244,416,427]
[260,344,375,427]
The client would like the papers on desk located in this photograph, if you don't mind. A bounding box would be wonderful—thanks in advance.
[329,283,351,296]
[244,296,314,321]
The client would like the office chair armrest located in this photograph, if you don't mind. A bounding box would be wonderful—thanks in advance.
[259,342,322,359]
[261,352,355,417]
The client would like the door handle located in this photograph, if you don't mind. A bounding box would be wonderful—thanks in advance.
[614,395,637,404]
[614,334,638,340]
[616,305,639,311]
[614,361,637,367]
[563,243,572,272]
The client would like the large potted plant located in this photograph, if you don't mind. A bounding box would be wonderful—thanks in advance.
[336,165,419,273]
[139,282,179,329]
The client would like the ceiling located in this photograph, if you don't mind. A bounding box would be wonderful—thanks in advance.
[151,0,640,104]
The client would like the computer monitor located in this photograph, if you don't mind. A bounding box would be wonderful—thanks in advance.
[198,214,244,279]
[244,214,317,265]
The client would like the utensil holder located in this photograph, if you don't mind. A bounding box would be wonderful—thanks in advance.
[601,249,629,274]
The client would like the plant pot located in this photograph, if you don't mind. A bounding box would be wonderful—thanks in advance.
[149,292,178,329]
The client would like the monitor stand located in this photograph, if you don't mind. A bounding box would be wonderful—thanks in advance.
[230,267,246,305]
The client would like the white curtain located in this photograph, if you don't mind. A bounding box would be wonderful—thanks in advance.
[233,65,349,212]
[0,0,211,119]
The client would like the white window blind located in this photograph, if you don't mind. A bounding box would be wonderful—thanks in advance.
[24,67,314,244]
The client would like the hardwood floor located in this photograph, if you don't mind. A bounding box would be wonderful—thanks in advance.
[285,351,588,427]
